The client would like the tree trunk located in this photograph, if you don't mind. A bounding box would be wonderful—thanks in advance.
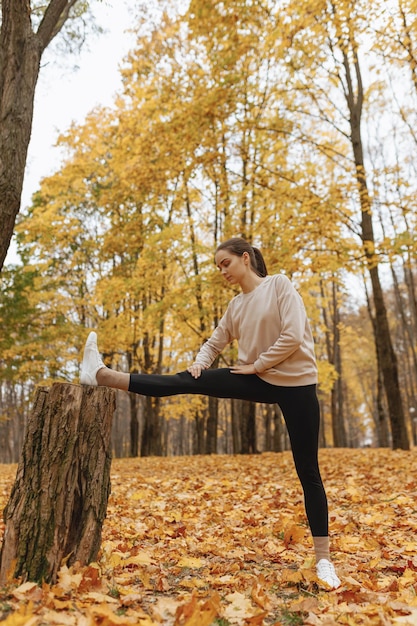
[264,405,273,451]
[238,400,257,454]
[0,2,40,269]
[320,278,347,447]
[141,397,162,456]
[273,405,287,452]
[194,409,205,454]
[376,370,390,447]
[318,397,327,448]
[331,283,347,447]
[231,399,241,454]
[0,382,115,584]
[205,396,218,454]
[129,393,139,457]
[342,42,409,449]
[0,0,81,270]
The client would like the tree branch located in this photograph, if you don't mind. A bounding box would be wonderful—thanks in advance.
[36,0,80,50]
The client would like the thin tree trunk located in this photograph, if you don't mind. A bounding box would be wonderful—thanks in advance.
[140,327,163,457]
[141,397,162,456]
[273,405,286,452]
[341,39,409,449]
[206,395,218,454]
[376,368,390,447]
[0,383,115,584]
[264,405,273,451]
[237,400,257,454]
[320,278,346,447]
[129,393,139,457]
[193,409,205,454]
[331,282,346,447]
[318,397,327,449]
[231,399,241,454]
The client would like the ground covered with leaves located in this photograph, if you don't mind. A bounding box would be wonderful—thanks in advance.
[1,449,417,625]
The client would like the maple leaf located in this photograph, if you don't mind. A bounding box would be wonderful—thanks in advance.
[251,583,272,611]
[173,593,218,626]
[283,524,306,547]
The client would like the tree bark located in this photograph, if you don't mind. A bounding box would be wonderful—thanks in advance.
[0,382,115,584]
[273,405,287,452]
[237,399,257,454]
[129,393,139,457]
[205,395,218,454]
[231,399,241,454]
[331,282,347,447]
[140,396,162,456]
[193,408,205,454]
[0,0,82,271]
[341,40,409,449]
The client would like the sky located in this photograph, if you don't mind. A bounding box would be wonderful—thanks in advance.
[6,1,136,264]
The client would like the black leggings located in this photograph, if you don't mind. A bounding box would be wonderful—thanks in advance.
[129,368,328,536]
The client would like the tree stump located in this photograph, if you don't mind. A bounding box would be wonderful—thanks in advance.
[0,382,116,584]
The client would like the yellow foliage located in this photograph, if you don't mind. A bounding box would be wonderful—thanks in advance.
[4,0,417,454]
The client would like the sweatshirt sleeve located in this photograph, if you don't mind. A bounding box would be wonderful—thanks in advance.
[193,306,234,368]
[253,275,310,373]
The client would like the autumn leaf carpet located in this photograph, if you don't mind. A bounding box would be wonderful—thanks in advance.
[1,449,417,625]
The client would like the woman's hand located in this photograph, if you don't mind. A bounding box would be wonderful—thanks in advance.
[230,364,257,375]
[187,363,206,379]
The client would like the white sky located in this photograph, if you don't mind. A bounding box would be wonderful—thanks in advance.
[6,1,136,264]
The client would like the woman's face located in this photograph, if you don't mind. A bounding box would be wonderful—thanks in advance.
[215,249,250,285]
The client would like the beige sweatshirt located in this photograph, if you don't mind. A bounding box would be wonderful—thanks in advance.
[195,274,318,387]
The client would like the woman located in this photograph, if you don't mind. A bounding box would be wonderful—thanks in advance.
[81,237,341,589]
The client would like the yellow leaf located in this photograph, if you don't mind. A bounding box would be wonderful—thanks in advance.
[282,569,304,584]
[130,489,153,501]
[174,594,218,626]
[399,569,417,589]
[0,603,38,626]
[124,551,155,566]
[224,592,257,622]
[177,557,204,568]
[89,603,141,624]
[283,523,305,546]
[85,592,119,604]
[36,610,78,625]
[251,583,272,610]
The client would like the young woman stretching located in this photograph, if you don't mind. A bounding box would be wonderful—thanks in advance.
[81,237,341,589]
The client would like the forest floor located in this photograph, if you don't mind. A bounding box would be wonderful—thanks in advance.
[1,449,417,625]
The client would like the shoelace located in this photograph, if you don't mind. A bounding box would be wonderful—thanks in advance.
[317,560,339,586]
[318,561,333,575]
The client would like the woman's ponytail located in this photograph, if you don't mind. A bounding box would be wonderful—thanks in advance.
[252,246,268,278]
[216,237,268,277]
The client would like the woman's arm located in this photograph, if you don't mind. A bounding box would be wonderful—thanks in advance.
[230,363,257,374]
[187,307,234,377]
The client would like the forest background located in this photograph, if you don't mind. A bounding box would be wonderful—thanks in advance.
[1,0,417,463]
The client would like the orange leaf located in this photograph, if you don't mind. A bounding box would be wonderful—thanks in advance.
[283,524,305,547]
[174,593,218,626]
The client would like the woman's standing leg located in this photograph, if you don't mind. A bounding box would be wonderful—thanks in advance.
[276,384,340,588]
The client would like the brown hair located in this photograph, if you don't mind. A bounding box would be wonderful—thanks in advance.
[216,237,268,277]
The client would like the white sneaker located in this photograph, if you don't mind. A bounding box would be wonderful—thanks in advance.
[80,331,105,386]
[316,559,341,589]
